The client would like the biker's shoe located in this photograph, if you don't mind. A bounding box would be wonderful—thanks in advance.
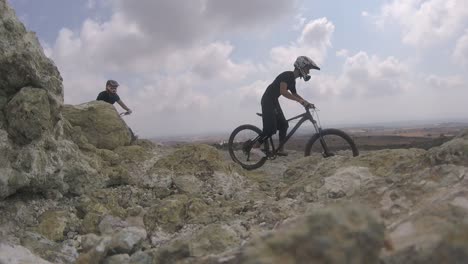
[276,148,288,156]
[276,151,288,156]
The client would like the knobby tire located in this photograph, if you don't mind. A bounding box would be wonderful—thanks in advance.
[228,124,268,170]
[304,128,359,157]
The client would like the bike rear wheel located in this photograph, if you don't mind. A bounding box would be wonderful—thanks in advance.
[304,128,359,158]
[228,124,269,170]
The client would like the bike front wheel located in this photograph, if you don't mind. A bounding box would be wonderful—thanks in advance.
[304,128,359,158]
[228,124,269,170]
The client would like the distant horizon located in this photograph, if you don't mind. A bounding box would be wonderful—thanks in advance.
[145,116,468,140]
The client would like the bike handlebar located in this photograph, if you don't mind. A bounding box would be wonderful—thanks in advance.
[304,103,316,110]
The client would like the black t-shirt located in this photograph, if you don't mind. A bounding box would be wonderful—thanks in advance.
[97,91,120,104]
[262,71,297,100]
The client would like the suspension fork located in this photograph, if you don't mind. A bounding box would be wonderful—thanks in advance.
[312,119,332,157]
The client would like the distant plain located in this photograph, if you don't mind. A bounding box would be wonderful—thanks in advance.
[150,121,468,152]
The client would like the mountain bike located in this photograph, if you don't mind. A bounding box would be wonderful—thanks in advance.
[228,105,359,170]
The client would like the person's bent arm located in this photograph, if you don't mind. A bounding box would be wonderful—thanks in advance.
[117,100,132,114]
[280,82,305,104]
[280,82,313,107]
[294,93,313,107]
[294,93,305,101]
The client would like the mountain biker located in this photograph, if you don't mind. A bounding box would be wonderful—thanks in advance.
[253,56,320,156]
[97,80,133,114]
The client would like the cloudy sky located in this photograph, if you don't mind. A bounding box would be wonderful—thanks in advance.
[8,0,468,138]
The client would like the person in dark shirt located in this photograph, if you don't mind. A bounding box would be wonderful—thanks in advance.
[97,80,132,114]
[254,56,320,156]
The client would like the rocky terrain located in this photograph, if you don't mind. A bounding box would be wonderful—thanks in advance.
[1,1,468,263]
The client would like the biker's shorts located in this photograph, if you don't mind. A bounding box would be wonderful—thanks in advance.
[260,98,288,140]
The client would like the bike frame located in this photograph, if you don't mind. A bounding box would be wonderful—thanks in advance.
[264,107,326,157]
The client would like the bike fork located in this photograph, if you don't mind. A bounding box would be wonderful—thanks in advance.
[317,131,333,157]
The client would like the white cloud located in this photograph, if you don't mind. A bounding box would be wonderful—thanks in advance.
[293,13,307,30]
[188,42,256,81]
[52,0,298,76]
[110,0,296,46]
[376,0,468,47]
[425,74,465,90]
[301,51,468,126]
[48,0,288,103]
[336,49,349,58]
[203,0,296,29]
[237,80,270,106]
[86,0,95,9]
[47,0,303,137]
[453,30,468,67]
[333,52,410,98]
[270,17,335,67]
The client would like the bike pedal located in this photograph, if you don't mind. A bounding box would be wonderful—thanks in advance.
[267,155,276,160]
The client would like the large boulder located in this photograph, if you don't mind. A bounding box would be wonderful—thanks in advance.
[19,231,79,264]
[147,144,248,198]
[0,128,103,199]
[144,194,189,233]
[5,87,53,145]
[0,0,102,199]
[0,243,52,264]
[426,130,468,166]
[232,204,385,264]
[62,101,132,150]
[279,148,426,203]
[151,144,231,177]
[150,224,241,262]
[381,176,468,263]
[0,0,63,123]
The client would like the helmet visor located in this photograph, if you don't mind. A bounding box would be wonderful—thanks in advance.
[307,64,320,71]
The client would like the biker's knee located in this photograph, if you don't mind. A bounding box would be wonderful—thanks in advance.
[278,127,287,135]
[266,130,276,137]
[263,126,276,137]
[279,120,289,130]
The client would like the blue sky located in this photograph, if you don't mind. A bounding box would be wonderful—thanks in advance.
[8,0,468,138]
